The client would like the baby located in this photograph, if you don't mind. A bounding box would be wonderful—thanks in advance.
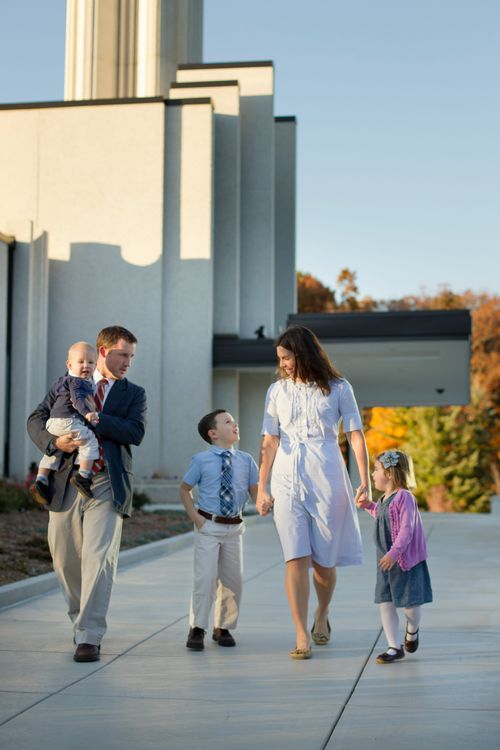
[29,341,100,506]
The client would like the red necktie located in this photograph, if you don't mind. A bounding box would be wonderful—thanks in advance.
[92,378,108,473]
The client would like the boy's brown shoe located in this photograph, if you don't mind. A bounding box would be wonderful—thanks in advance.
[186,627,205,650]
[212,628,236,647]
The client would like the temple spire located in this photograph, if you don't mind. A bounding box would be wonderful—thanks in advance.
[64,0,203,100]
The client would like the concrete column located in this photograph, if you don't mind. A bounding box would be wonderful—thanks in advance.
[274,117,297,333]
[170,81,241,334]
[177,63,275,338]
[64,0,203,100]
[238,371,274,460]
[212,370,239,421]
[0,234,12,476]
[161,99,214,476]
[7,221,49,480]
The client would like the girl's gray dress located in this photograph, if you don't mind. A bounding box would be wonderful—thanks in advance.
[374,493,433,607]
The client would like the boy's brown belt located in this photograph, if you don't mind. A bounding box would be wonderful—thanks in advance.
[198,508,243,525]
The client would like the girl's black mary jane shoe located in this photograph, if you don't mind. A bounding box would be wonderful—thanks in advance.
[376,646,405,664]
[404,627,419,653]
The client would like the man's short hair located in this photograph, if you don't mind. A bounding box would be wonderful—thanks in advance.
[96,326,137,351]
[198,409,227,445]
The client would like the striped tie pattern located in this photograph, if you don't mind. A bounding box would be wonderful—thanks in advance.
[219,450,234,517]
[92,378,108,473]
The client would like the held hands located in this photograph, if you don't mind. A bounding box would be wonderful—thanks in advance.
[378,553,397,572]
[86,412,99,426]
[355,485,372,509]
[256,490,274,516]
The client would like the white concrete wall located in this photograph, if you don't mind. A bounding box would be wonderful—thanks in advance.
[177,64,276,338]
[0,101,167,480]
[0,238,9,476]
[323,340,471,407]
[274,118,297,333]
[161,100,214,476]
[169,82,241,335]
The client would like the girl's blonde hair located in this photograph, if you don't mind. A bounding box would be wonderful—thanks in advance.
[376,449,416,490]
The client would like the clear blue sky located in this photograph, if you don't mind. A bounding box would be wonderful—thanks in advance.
[1,0,498,301]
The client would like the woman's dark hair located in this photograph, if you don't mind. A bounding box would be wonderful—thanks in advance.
[198,409,227,444]
[275,326,342,395]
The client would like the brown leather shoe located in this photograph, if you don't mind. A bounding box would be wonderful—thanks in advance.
[186,627,205,650]
[74,643,100,662]
[212,628,236,647]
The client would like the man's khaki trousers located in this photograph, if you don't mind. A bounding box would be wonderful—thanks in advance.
[47,471,123,645]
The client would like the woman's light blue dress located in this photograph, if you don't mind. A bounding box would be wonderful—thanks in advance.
[261,378,364,567]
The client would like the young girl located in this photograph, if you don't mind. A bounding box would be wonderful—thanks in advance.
[357,449,432,664]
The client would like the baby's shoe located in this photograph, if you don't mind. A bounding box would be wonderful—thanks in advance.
[70,472,94,500]
[29,480,51,506]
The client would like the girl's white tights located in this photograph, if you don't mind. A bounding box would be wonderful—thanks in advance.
[379,602,422,649]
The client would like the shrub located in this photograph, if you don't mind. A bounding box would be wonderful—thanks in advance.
[0,479,31,513]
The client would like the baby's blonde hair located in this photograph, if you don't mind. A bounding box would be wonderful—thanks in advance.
[376,449,416,490]
[67,341,97,361]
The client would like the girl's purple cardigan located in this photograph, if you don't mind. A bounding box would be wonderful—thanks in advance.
[364,488,428,571]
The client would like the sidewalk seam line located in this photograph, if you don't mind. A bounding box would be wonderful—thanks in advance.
[320,627,383,750]
[0,556,281,727]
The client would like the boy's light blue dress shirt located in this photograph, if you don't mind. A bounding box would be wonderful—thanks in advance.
[183,445,259,516]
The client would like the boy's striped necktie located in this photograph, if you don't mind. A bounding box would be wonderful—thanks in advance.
[219,450,234,517]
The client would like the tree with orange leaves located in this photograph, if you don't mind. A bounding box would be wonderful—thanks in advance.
[296,270,499,510]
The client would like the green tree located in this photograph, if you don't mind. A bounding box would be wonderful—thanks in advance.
[398,392,493,512]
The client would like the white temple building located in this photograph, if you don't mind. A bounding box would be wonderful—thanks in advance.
[0,0,296,486]
[0,0,469,494]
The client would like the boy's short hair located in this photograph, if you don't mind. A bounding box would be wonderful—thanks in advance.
[198,409,227,444]
[96,326,137,350]
[376,449,417,490]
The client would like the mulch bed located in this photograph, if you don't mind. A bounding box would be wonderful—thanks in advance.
[0,507,192,586]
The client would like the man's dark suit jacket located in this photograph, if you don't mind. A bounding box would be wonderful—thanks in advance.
[27,378,147,517]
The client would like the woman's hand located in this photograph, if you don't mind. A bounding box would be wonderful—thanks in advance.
[355,494,371,509]
[256,490,274,516]
[355,484,372,506]
[378,553,397,571]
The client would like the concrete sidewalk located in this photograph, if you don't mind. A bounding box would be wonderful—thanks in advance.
[0,510,499,749]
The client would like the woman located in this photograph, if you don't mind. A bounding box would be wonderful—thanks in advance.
[257,325,370,659]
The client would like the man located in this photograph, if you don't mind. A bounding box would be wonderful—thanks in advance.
[27,326,147,662]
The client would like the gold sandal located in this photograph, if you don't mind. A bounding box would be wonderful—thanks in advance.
[290,646,312,660]
[311,618,331,645]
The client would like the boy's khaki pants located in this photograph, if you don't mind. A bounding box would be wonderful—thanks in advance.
[189,518,244,631]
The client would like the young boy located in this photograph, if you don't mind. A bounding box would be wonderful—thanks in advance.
[29,341,100,506]
[180,409,259,650]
